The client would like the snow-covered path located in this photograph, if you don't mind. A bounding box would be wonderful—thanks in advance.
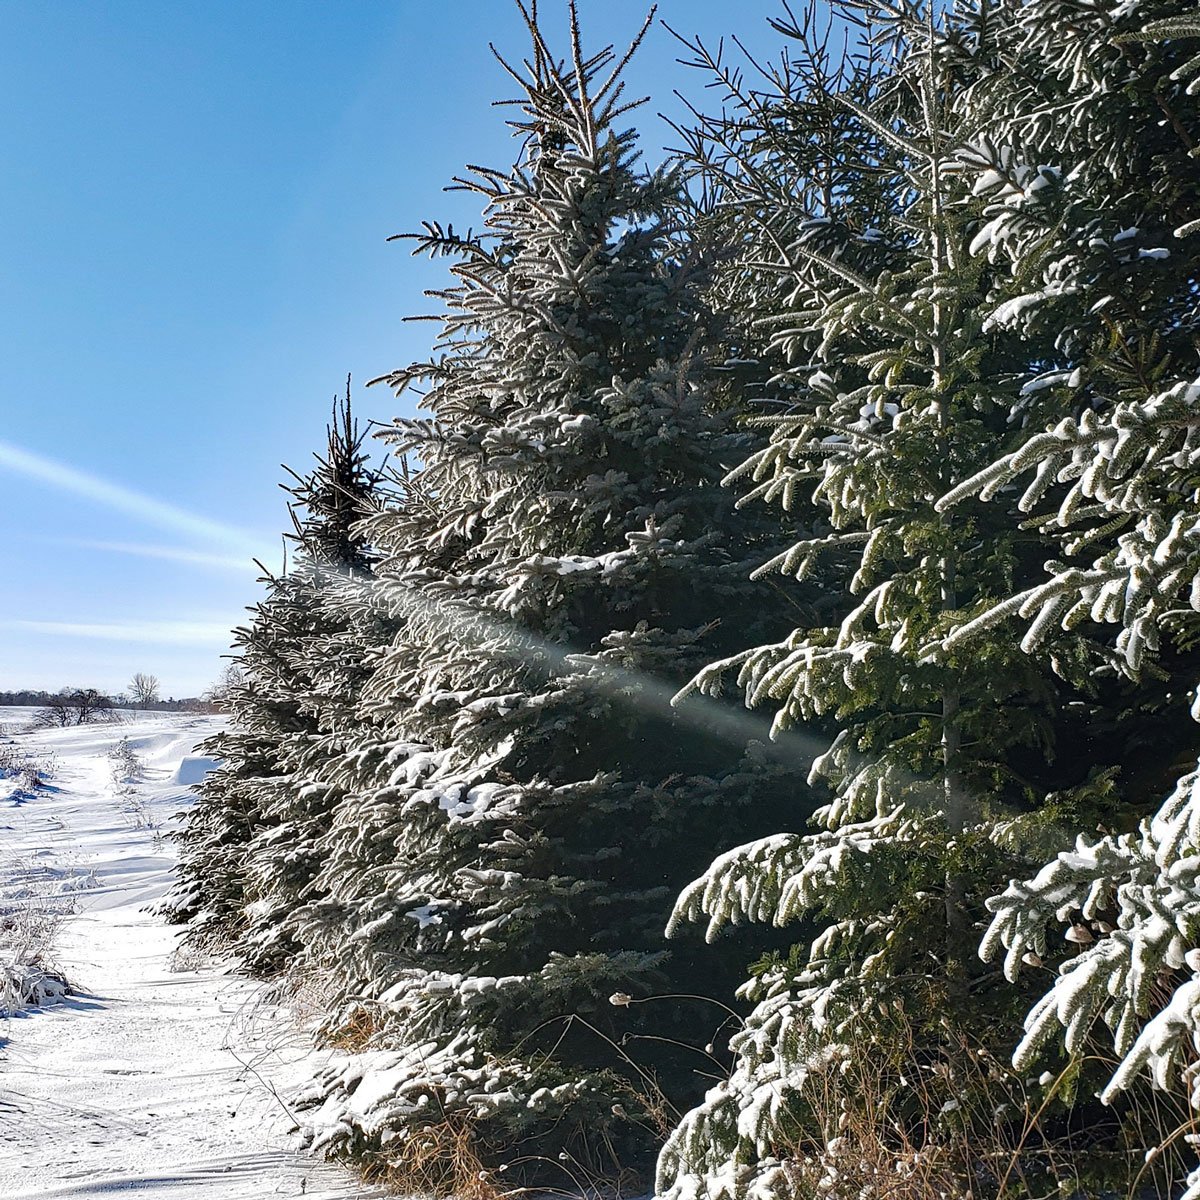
[0,713,384,1199]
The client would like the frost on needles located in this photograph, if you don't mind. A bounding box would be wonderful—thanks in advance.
[656,2,1200,1198]
[192,4,802,1188]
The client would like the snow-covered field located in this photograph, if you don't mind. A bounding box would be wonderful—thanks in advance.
[0,711,385,1199]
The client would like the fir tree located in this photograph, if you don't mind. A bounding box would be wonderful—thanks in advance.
[294,4,802,1187]
[935,1,1200,1190]
[171,386,386,973]
[652,3,1186,1196]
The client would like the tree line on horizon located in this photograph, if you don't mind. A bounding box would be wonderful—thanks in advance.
[171,2,1200,1197]
[0,675,226,724]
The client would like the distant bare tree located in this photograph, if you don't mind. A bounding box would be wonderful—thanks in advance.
[128,673,161,707]
[202,663,243,713]
[35,696,71,728]
[36,688,116,728]
[74,688,114,724]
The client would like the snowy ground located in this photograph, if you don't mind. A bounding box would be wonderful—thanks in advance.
[0,711,386,1199]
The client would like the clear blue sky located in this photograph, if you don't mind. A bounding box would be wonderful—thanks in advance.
[0,0,791,699]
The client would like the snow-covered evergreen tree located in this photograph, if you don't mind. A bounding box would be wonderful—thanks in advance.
[294,4,802,1187]
[930,2,1200,1189]
[651,2,1195,1195]
[168,570,311,955]
[171,387,387,972]
[234,391,391,973]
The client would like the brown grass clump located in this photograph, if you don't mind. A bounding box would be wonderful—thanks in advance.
[761,994,1195,1200]
[325,1003,379,1053]
[356,1113,500,1200]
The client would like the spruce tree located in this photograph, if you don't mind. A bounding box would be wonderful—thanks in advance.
[235,389,390,973]
[652,4,1183,1196]
[933,2,1200,1191]
[171,387,386,973]
[294,4,802,1187]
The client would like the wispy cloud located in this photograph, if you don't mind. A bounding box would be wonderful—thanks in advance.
[55,538,261,574]
[0,439,263,555]
[2,618,235,647]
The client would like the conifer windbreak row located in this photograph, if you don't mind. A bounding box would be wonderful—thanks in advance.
[173,0,1200,1196]
[180,2,806,1189]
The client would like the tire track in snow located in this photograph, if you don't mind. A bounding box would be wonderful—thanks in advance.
[0,715,385,1200]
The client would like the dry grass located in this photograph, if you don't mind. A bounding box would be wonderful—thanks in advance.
[265,964,1199,1199]
[0,853,74,1015]
[298,995,656,1198]
[0,749,75,1015]
[324,1003,379,1052]
[272,976,497,1196]
[761,995,1196,1200]
[0,742,58,795]
[355,1113,500,1200]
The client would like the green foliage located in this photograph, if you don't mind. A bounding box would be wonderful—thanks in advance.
[657,0,1200,1197]
[171,387,386,971]
[290,5,805,1186]
[170,1,1200,1197]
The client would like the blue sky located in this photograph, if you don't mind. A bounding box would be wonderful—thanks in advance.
[0,0,789,698]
